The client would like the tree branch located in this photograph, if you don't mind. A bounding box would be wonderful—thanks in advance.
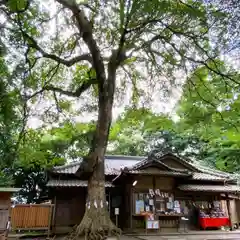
[115,0,132,65]
[143,31,240,86]
[126,18,163,34]
[22,32,92,66]
[28,78,98,100]
[167,41,240,85]
[56,0,106,85]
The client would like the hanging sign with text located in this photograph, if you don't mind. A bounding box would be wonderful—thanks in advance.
[115,208,119,215]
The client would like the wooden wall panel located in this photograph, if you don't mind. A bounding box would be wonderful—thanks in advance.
[11,204,53,230]
[0,193,11,210]
[134,176,153,189]
[54,188,86,227]
[230,199,238,225]
[0,210,8,231]
[155,177,175,191]
[133,175,175,190]
[161,158,187,170]
[236,200,240,224]
[221,200,228,217]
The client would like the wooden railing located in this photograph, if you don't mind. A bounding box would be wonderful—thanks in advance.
[11,204,54,230]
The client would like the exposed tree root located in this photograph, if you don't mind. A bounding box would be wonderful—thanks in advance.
[77,207,121,240]
[65,207,121,240]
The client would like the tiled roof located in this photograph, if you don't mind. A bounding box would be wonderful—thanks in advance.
[189,162,230,178]
[47,179,114,187]
[105,155,144,175]
[50,153,234,181]
[192,173,227,181]
[178,184,240,193]
[52,161,81,174]
[153,152,231,179]
[52,155,144,175]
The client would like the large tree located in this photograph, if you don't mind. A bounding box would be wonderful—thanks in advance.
[2,0,239,238]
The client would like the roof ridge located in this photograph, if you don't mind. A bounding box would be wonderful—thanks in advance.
[105,155,146,159]
[53,155,145,169]
[53,160,81,170]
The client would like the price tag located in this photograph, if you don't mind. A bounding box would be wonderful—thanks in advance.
[115,208,119,215]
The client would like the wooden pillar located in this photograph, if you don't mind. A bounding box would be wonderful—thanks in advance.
[108,192,111,215]
[47,205,53,239]
[237,197,240,227]
[50,191,57,234]
[153,176,156,216]
[128,184,133,230]
[226,195,233,230]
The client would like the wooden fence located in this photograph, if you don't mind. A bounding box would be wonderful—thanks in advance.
[11,204,54,230]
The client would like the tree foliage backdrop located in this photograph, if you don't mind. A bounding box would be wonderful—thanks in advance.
[0,0,239,239]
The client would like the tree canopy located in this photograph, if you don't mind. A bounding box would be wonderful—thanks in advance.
[0,0,239,238]
[177,65,240,173]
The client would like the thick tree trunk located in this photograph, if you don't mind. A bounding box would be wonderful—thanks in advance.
[76,155,121,240]
[75,71,120,239]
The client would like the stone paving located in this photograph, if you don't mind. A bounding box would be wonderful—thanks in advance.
[8,232,240,240]
[119,231,240,240]
[138,235,240,240]
[126,233,240,240]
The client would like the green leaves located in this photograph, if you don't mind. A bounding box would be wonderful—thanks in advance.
[12,121,96,202]
[108,107,207,159]
[177,64,240,173]
[70,64,93,90]
[119,0,125,33]
[0,171,14,187]
[7,0,28,12]
[58,100,72,111]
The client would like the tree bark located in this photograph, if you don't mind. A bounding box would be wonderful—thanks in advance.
[76,90,121,239]
[75,62,119,240]
[54,2,122,239]
[76,157,120,240]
